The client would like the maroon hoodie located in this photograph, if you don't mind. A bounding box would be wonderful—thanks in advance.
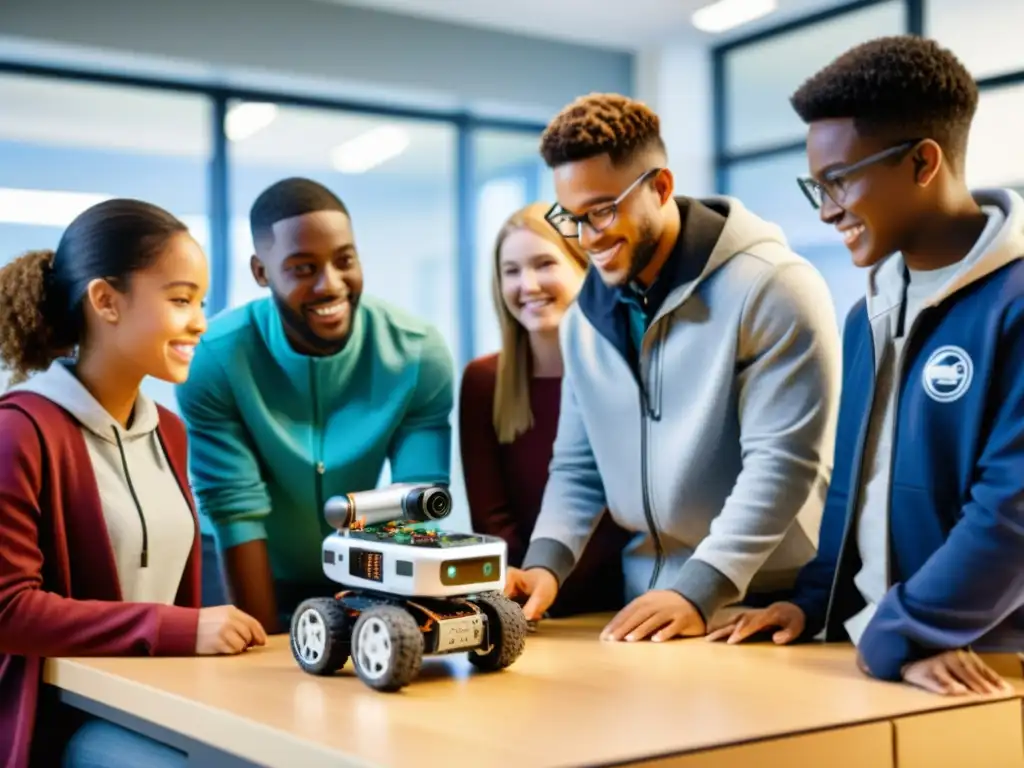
[0,391,201,768]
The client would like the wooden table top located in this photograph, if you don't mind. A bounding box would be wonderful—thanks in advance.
[43,614,1021,768]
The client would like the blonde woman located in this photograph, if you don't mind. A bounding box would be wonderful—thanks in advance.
[459,202,628,618]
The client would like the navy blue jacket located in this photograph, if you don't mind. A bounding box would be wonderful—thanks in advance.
[790,252,1024,681]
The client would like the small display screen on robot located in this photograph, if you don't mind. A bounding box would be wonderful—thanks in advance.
[349,548,384,582]
[350,521,488,548]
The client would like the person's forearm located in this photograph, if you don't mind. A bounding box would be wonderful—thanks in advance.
[222,540,281,634]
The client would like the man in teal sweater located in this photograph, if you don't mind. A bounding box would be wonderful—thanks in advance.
[176,178,454,632]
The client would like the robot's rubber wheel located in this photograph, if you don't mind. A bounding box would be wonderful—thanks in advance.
[290,597,350,676]
[351,605,424,692]
[469,592,528,672]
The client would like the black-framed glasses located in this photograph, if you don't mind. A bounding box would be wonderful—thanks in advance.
[797,140,920,210]
[545,167,662,238]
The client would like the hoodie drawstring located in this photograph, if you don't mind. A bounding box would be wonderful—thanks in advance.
[112,428,149,568]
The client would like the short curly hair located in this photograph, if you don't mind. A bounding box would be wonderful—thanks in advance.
[790,35,978,170]
[540,93,665,168]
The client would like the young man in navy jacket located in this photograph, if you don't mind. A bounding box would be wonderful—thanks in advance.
[711,35,1024,696]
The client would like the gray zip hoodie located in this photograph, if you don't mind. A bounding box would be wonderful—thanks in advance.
[13,361,195,604]
[522,196,842,622]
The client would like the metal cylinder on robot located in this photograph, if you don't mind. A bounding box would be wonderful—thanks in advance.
[324,483,453,531]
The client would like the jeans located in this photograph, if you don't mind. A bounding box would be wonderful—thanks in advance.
[62,718,187,768]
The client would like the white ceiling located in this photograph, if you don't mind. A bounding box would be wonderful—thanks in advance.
[316,0,855,51]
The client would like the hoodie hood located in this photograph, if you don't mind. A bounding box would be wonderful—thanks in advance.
[12,360,160,444]
[577,195,792,332]
[695,195,792,279]
[573,195,807,388]
[649,196,794,327]
[866,188,1024,320]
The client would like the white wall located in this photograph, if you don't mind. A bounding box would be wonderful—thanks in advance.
[0,0,633,120]
[633,42,714,198]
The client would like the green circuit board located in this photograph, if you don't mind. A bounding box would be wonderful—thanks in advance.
[347,520,489,548]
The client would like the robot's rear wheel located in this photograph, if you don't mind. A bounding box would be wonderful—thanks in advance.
[351,605,424,692]
[290,597,350,675]
[469,592,528,672]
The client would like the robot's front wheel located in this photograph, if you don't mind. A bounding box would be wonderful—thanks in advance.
[469,593,528,672]
[351,605,424,692]
[290,597,350,676]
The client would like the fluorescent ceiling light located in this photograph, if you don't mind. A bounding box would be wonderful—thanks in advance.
[0,188,112,227]
[225,102,278,141]
[330,125,410,174]
[692,0,777,33]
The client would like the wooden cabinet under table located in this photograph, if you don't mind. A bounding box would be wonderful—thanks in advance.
[43,615,1024,768]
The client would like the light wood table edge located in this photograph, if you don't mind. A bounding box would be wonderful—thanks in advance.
[615,697,1024,768]
[621,721,894,767]
[45,658,376,768]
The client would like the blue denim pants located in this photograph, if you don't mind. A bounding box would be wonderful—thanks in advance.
[62,718,187,768]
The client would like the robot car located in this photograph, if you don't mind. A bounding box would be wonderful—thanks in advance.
[289,482,529,692]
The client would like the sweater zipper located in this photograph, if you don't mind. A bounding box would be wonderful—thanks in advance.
[310,362,325,512]
[112,428,149,568]
[637,313,664,590]
[640,390,664,589]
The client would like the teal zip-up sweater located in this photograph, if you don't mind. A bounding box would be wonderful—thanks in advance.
[175,295,454,584]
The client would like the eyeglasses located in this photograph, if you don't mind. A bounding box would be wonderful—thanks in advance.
[797,140,920,210]
[545,168,662,239]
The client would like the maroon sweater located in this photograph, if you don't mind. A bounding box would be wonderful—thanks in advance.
[0,392,202,768]
[459,354,628,617]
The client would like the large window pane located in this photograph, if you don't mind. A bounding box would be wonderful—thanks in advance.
[725,151,865,323]
[967,84,1024,188]
[927,0,1024,80]
[723,0,904,155]
[0,73,212,399]
[472,129,547,358]
[226,103,458,359]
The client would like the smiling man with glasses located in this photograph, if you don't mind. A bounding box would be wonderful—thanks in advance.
[504,92,842,644]
[711,36,1024,697]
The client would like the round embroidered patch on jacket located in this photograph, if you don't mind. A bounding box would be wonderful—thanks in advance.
[922,345,973,403]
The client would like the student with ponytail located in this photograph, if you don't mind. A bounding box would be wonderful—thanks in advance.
[0,199,266,768]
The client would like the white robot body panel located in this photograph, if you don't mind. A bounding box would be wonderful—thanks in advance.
[321,531,508,598]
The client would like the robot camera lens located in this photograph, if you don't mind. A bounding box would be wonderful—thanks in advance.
[425,490,450,517]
